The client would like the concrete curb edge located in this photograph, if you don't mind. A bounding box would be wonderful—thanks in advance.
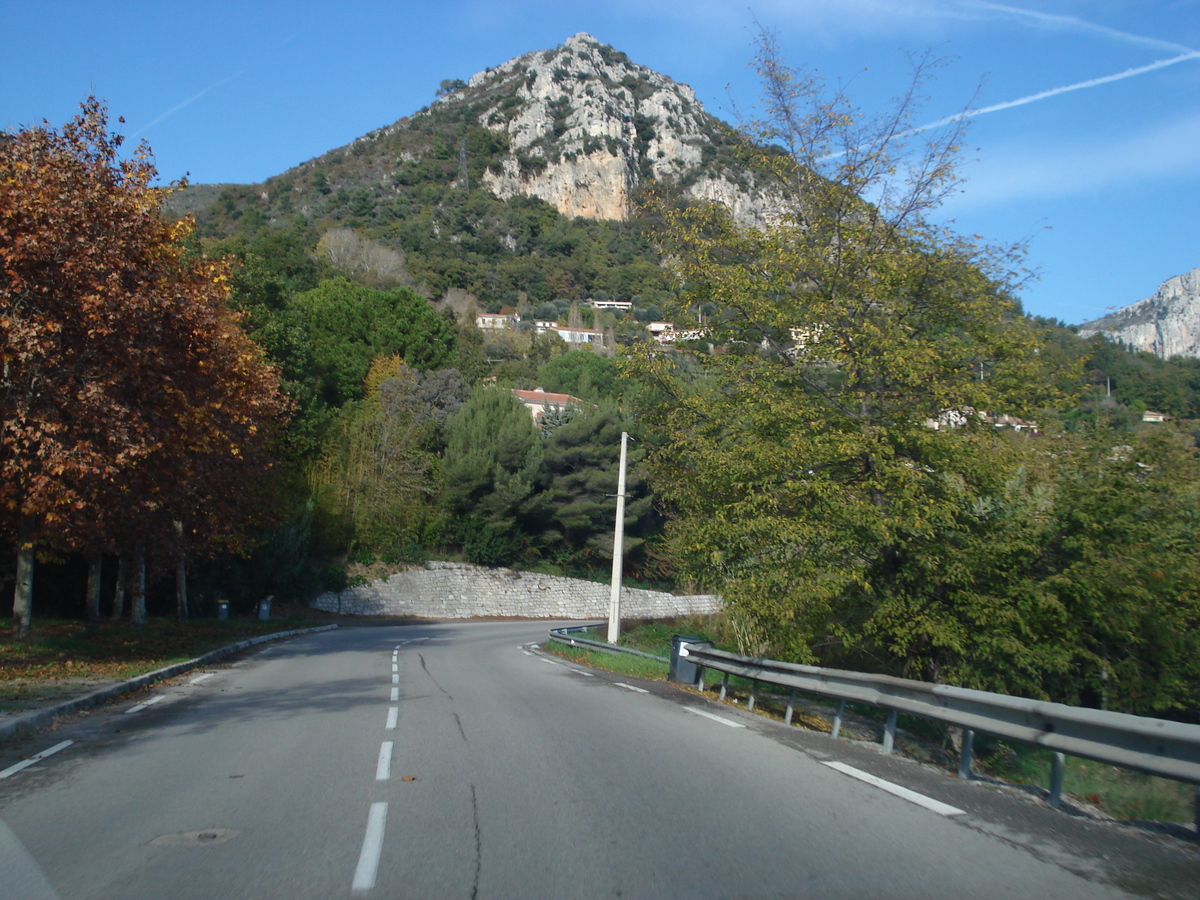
[0,623,339,745]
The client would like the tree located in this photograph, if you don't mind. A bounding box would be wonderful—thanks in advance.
[0,99,289,635]
[442,387,541,563]
[521,401,654,571]
[292,277,454,407]
[627,33,1063,673]
[536,350,622,401]
[311,357,464,553]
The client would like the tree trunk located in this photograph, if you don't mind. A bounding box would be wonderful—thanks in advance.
[85,550,102,626]
[174,521,188,622]
[12,514,35,639]
[111,556,126,621]
[130,544,146,626]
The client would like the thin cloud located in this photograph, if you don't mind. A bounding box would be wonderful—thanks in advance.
[913,50,1200,134]
[131,69,247,138]
[967,1,1196,54]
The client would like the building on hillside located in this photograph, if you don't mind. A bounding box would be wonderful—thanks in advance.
[476,309,521,331]
[647,321,675,344]
[1142,410,1170,423]
[511,388,584,423]
[589,298,632,311]
[533,324,609,349]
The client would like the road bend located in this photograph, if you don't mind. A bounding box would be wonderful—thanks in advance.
[0,622,1195,899]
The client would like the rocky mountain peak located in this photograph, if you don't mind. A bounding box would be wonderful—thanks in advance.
[426,33,776,223]
[1078,268,1200,359]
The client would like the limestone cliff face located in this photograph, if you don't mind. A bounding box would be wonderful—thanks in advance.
[1078,269,1200,359]
[432,33,780,224]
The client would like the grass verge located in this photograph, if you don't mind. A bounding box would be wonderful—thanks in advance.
[0,616,320,713]
[541,636,668,680]
[977,740,1196,825]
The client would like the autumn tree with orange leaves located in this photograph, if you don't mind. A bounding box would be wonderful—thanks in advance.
[0,99,289,637]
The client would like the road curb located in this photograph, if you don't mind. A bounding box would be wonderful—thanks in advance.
[0,623,339,745]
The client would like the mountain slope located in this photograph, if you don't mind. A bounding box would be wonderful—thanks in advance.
[176,34,782,309]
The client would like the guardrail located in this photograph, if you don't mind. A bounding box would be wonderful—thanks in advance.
[678,643,1200,821]
[547,625,668,663]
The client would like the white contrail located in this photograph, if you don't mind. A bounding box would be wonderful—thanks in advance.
[968,1,1196,55]
[131,69,247,138]
[912,50,1200,135]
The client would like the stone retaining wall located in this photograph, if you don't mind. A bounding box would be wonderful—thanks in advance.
[310,561,721,619]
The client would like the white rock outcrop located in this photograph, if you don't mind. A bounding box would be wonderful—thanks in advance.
[431,32,779,224]
[1078,268,1200,359]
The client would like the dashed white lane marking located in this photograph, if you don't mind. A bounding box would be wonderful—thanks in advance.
[391,663,398,673]
[571,669,595,677]
[540,658,558,666]
[188,673,216,685]
[126,695,168,714]
[391,673,399,684]
[822,761,965,817]
[390,687,400,701]
[614,683,649,694]
[685,706,745,727]
[352,802,388,893]
[385,707,398,730]
[375,742,393,781]
[521,650,533,657]
[0,740,74,779]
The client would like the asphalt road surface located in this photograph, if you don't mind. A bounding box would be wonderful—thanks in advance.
[1,622,1197,899]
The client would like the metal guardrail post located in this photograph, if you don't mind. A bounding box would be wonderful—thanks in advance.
[719,672,729,702]
[958,729,975,780]
[1049,752,1066,808]
[830,700,846,740]
[785,689,796,726]
[882,710,898,755]
[747,679,758,711]
[695,666,706,692]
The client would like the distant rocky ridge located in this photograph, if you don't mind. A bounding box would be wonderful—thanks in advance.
[1079,269,1200,359]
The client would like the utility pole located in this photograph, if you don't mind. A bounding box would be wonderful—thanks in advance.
[607,431,629,644]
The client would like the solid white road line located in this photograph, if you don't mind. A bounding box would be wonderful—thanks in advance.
[385,707,398,730]
[0,740,74,779]
[685,707,746,728]
[125,695,168,714]
[822,761,966,817]
[614,683,649,694]
[188,673,216,685]
[390,687,400,701]
[375,742,393,781]
[352,802,388,893]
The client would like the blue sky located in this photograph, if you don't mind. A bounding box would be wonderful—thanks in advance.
[3,1,1198,325]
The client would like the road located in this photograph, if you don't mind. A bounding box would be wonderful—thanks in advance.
[1,622,1197,899]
